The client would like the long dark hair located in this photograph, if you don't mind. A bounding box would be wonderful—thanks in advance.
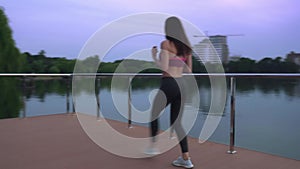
[165,16,191,57]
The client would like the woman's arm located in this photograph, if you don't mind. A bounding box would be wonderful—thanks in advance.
[152,41,169,71]
[184,54,193,73]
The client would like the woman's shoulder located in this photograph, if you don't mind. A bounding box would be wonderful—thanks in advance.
[161,40,174,51]
[160,40,169,47]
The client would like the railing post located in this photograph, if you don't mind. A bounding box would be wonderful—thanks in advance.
[71,75,76,114]
[228,77,237,154]
[66,77,70,113]
[21,76,27,118]
[72,98,76,113]
[128,76,132,128]
[96,78,101,120]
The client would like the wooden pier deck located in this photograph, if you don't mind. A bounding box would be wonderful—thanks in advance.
[0,114,299,169]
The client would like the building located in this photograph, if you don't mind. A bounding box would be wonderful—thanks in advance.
[209,35,229,63]
[192,39,220,63]
[193,35,229,63]
[286,51,300,65]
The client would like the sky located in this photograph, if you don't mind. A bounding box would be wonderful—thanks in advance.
[1,0,300,61]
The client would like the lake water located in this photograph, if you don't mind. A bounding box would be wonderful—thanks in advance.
[1,76,299,160]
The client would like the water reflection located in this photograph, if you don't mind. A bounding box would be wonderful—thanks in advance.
[235,78,300,97]
[0,78,22,119]
[1,76,300,119]
[23,77,70,101]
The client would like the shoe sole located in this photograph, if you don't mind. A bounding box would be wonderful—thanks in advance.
[144,152,160,156]
[172,163,194,169]
[143,149,160,156]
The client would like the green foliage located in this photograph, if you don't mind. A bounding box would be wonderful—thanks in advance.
[23,52,76,73]
[192,55,206,73]
[20,53,300,73]
[0,9,23,118]
[225,57,299,73]
[0,8,23,73]
[226,57,256,73]
[98,59,160,73]
[98,62,119,73]
[75,55,100,73]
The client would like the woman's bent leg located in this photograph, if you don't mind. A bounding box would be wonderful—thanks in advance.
[150,89,168,141]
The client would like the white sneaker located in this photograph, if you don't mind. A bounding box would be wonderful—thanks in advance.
[144,137,160,156]
[144,147,160,156]
[172,156,194,168]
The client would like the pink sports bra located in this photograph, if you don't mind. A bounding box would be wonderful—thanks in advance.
[169,56,187,67]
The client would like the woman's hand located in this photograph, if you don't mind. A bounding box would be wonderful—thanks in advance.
[151,46,158,61]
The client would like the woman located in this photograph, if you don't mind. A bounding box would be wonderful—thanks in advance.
[149,16,194,168]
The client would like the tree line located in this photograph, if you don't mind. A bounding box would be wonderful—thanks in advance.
[13,53,299,73]
[18,53,161,73]
[191,56,300,73]
[225,57,299,73]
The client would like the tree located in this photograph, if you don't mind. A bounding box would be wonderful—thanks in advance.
[226,57,256,73]
[0,8,24,72]
[192,55,206,73]
[0,9,22,118]
[75,55,100,73]
[38,50,46,56]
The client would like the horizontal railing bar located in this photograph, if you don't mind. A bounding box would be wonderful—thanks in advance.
[0,73,72,77]
[0,73,300,78]
[210,73,300,78]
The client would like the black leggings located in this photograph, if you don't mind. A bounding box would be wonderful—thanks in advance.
[150,77,188,153]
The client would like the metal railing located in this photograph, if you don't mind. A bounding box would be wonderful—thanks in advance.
[1,73,300,154]
[2,72,300,77]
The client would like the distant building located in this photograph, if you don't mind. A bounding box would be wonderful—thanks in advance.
[193,35,229,63]
[209,35,229,63]
[193,39,219,63]
[286,51,300,65]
